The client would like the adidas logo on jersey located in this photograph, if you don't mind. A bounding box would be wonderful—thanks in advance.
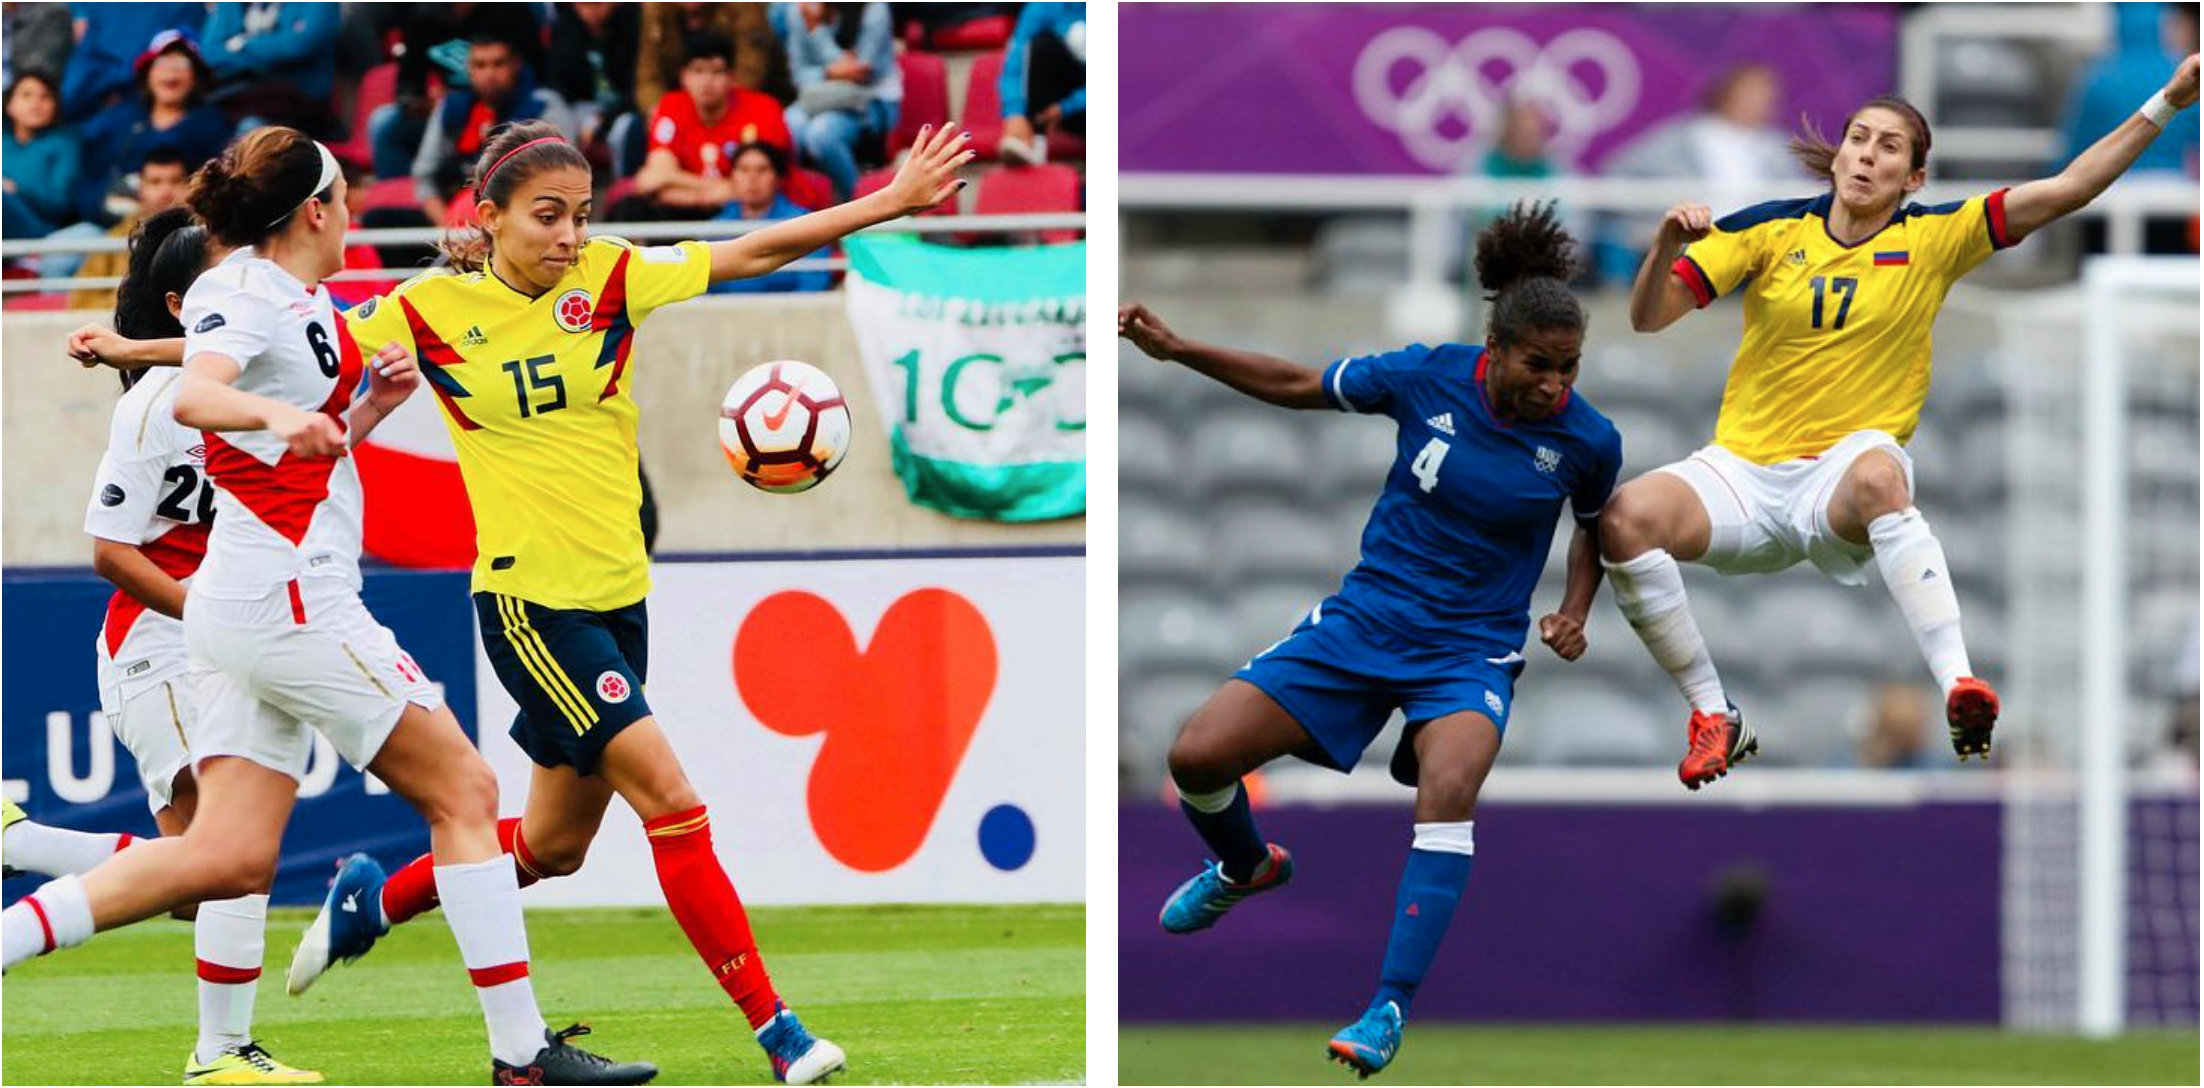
[1786,247,1808,266]
[1426,412,1456,435]
[459,325,488,348]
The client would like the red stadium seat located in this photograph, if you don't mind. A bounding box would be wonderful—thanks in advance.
[787,167,835,210]
[927,14,1014,52]
[1046,130,1085,162]
[961,51,1006,159]
[892,51,949,155]
[974,163,1082,243]
[330,62,398,171]
[357,177,420,215]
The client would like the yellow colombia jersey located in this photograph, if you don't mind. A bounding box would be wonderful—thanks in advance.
[1674,188,2013,464]
[346,236,711,610]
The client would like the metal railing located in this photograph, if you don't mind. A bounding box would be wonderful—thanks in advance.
[0,212,1088,294]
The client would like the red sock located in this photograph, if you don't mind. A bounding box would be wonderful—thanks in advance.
[379,817,542,927]
[644,805,779,1027]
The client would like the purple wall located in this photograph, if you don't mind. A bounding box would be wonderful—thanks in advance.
[1122,3,1899,175]
[1120,801,2003,1022]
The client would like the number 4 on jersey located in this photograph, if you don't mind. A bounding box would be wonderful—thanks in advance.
[1411,437,1449,493]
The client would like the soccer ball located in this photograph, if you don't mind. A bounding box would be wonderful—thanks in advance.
[718,360,851,493]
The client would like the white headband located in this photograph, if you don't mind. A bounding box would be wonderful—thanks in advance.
[264,140,342,230]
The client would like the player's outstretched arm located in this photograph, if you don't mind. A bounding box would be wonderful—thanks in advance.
[2004,53,2197,244]
[1538,522,1602,661]
[68,325,183,370]
[174,353,346,459]
[1118,302,1329,409]
[705,122,975,284]
[1629,202,1712,333]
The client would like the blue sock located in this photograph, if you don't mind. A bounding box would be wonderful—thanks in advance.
[1177,782,1271,883]
[1373,838,1475,1016]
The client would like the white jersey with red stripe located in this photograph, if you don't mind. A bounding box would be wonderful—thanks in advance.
[82,370,212,700]
[179,247,367,603]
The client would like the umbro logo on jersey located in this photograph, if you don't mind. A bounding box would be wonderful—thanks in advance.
[1534,446,1562,474]
[1785,248,1808,266]
[459,325,488,348]
[1426,413,1456,435]
[194,313,225,334]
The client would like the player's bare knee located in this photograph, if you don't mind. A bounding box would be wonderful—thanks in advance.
[526,831,590,877]
[1598,486,1661,560]
[1850,454,1911,518]
[419,757,499,829]
[1416,766,1481,823]
[199,853,276,901]
[1166,729,1232,794]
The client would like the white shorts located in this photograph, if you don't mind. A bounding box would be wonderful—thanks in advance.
[1654,429,1914,587]
[96,660,204,816]
[184,578,443,782]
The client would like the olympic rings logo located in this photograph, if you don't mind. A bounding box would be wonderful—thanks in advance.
[1352,26,1643,171]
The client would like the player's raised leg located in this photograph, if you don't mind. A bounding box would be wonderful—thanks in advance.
[1599,475,1756,788]
[1,795,138,879]
[1825,448,1998,759]
[366,703,656,1086]
[1328,711,1497,1079]
[593,718,841,1085]
[1159,680,1311,934]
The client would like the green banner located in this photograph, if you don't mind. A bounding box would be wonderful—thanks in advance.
[846,237,1086,522]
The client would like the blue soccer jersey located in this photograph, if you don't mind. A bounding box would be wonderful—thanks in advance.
[1320,341,1622,655]
[1232,342,1622,771]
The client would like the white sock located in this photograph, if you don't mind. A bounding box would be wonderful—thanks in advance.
[1870,508,1972,695]
[1175,782,1239,814]
[193,893,268,1063]
[3,874,96,969]
[3,819,132,877]
[435,856,546,1067]
[1605,549,1728,713]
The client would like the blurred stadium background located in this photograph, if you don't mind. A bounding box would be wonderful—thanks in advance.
[1116,1,2198,1080]
[1,3,1084,1083]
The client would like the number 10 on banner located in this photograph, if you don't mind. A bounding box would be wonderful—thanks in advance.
[888,348,1087,433]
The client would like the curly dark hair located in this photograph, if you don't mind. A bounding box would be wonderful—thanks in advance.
[1473,200,1584,347]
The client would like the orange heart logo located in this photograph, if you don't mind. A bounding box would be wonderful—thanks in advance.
[733,589,999,872]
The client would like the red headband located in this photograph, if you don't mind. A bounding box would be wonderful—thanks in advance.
[481,136,567,192]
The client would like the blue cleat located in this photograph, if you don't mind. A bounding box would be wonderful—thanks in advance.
[286,853,387,996]
[756,1003,845,1085]
[1326,1000,1403,1079]
[1158,842,1294,934]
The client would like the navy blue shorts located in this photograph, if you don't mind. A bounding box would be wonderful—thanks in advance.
[1234,604,1525,773]
[474,593,651,775]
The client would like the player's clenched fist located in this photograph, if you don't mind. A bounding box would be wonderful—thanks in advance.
[1539,613,1587,661]
[1659,203,1714,247]
[1119,303,1182,362]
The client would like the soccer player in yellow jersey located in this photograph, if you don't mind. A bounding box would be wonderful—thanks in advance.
[1603,58,2198,790]
[277,118,974,1084]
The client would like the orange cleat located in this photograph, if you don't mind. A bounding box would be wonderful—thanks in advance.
[1947,677,1999,761]
[1678,703,1757,791]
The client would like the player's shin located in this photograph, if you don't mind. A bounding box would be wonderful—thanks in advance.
[1,819,135,877]
[2,873,96,968]
[380,817,544,927]
[194,893,268,1062]
[643,805,781,1028]
[433,856,548,1067]
[1175,781,1272,884]
[1868,508,1972,693]
[1373,822,1475,1016]
[1605,549,1728,713]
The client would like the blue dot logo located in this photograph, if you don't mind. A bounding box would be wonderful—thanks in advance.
[978,804,1034,871]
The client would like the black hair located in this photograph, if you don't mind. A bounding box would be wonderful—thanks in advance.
[1473,201,1584,347]
[730,140,788,177]
[136,39,211,108]
[140,145,190,173]
[438,119,593,273]
[113,205,211,391]
[681,30,735,68]
[5,70,60,135]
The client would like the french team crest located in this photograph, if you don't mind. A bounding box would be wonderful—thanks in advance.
[554,288,595,333]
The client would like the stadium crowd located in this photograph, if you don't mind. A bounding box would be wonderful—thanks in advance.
[2,1,1088,305]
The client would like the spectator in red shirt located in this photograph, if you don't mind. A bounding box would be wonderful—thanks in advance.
[631,30,790,215]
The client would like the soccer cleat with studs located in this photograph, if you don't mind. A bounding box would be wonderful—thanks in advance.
[1678,702,1757,790]
[181,1041,324,1085]
[1158,843,1294,934]
[756,1004,845,1085]
[1326,1000,1403,1079]
[287,853,387,996]
[491,1024,657,1085]
[1946,677,1999,761]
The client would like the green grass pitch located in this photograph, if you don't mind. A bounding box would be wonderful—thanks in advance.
[1120,1023,2201,1085]
[4,903,1084,1085]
